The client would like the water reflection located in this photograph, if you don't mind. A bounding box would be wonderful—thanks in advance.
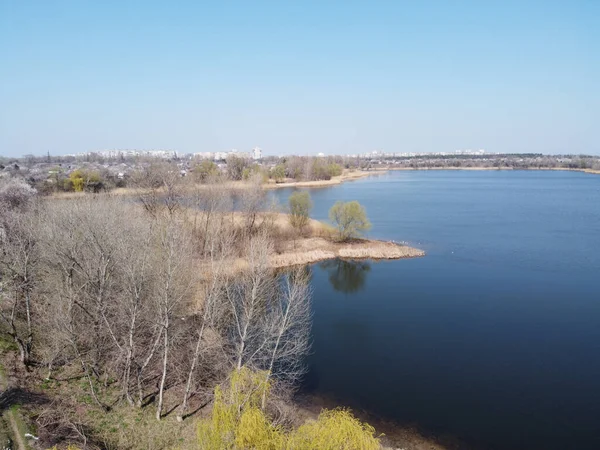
[318,259,371,293]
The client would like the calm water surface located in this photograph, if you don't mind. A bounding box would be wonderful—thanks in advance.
[274,171,600,450]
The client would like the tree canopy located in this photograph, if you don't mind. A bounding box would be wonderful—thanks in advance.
[288,191,312,231]
[329,201,371,241]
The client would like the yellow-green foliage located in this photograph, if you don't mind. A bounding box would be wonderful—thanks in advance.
[70,170,85,192]
[69,169,101,192]
[236,407,286,449]
[198,368,381,450]
[287,409,380,450]
[198,367,283,450]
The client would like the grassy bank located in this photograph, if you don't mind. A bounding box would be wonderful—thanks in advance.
[207,211,424,272]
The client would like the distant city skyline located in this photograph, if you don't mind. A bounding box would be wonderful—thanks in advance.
[30,147,538,161]
[1,1,598,157]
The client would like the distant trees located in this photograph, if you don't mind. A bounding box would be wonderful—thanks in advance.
[193,160,219,183]
[271,164,286,183]
[288,191,312,232]
[329,201,371,241]
[263,157,347,183]
[227,155,251,181]
[130,163,182,217]
[0,177,37,210]
[66,169,102,192]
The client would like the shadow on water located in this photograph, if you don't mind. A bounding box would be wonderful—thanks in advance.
[318,259,371,294]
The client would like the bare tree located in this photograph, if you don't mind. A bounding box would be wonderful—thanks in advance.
[225,232,276,371]
[130,163,183,217]
[114,216,160,406]
[176,226,234,421]
[154,217,195,420]
[188,175,234,255]
[261,267,312,409]
[238,175,266,236]
[0,203,41,368]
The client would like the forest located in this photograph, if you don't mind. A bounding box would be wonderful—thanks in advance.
[0,170,384,449]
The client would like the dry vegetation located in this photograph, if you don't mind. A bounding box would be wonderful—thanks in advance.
[0,171,426,450]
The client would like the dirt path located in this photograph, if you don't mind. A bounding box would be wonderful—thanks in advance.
[0,367,28,450]
[6,412,27,450]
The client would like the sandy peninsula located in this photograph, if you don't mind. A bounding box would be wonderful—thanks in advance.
[264,169,384,189]
[233,214,424,270]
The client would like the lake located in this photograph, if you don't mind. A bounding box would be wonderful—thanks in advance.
[273,170,600,450]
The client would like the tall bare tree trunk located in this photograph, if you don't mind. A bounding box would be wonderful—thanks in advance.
[156,319,168,420]
[177,321,206,421]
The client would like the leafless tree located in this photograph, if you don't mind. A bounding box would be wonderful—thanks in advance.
[176,226,234,421]
[153,216,195,420]
[261,267,312,409]
[187,175,234,255]
[130,163,182,217]
[238,175,266,236]
[0,202,41,368]
[113,216,160,406]
[225,232,276,371]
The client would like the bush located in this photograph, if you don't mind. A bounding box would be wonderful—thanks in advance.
[198,368,382,449]
[288,409,380,450]
[198,367,284,450]
[0,177,37,210]
[329,201,371,241]
[327,163,343,178]
[194,160,219,182]
[288,191,312,232]
[271,164,286,183]
[68,169,103,192]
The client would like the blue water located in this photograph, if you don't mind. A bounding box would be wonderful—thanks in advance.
[274,171,600,450]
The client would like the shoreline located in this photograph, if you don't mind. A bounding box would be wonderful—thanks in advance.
[270,236,425,269]
[385,166,600,175]
[266,215,424,268]
[295,393,454,450]
[203,213,425,274]
[263,169,385,189]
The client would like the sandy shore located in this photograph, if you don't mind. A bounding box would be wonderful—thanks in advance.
[264,170,385,189]
[214,214,424,272]
[270,236,424,268]
[269,214,423,267]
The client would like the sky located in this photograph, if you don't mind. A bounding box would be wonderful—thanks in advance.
[0,0,598,157]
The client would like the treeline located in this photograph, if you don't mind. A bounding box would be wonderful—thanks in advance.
[0,154,370,196]
[226,155,368,182]
[383,154,600,170]
[1,173,378,448]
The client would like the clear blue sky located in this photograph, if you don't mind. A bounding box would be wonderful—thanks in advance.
[1,0,598,157]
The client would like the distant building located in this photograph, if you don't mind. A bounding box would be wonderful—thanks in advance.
[317,152,325,158]
[252,147,262,160]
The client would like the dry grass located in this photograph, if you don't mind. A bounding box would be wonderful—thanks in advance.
[271,236,424,268]
[264,170,383,189]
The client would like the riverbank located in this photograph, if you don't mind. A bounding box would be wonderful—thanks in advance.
[215,213,424,273]
[271,236,424,268]
[264,169,384,189]
[295,394,453,450]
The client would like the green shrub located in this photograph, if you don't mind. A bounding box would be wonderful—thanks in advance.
[198,368,381,449]
[329,201,371,241]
